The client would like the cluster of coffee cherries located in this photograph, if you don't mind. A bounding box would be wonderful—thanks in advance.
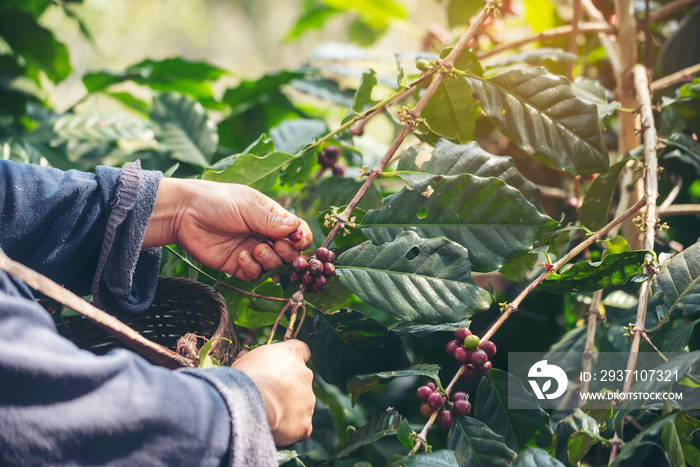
[318,146,345,177]
[289,242,336,294]
[446,328,496,381]
[416,382,472,429]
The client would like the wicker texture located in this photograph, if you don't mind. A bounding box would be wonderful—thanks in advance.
[48,276,238,367]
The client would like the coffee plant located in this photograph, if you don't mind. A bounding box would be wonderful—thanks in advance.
[2,0,700,465]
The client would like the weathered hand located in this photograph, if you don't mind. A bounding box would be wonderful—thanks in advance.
[232,340,315,446]
[143,178,312,280]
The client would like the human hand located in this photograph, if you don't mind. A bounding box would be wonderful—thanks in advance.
[143,178,312,280]
[232,340,315,446]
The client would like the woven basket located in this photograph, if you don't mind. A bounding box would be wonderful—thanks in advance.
[47,276,238,367]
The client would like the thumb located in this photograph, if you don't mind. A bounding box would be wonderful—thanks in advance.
[248,206,300,239]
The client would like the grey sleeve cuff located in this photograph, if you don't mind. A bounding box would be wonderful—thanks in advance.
[92,160,163,316]
[179,367,277,467]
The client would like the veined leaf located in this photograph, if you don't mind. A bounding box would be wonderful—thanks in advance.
[675,413,700,467]
[333,410,404,459]
[579,159,626,229]
[648,319,700,353]
[388,450,460,466]
[624,351,700,405]
[474,369,553,451]
[297,309,410,387]
[610,414,678,467]
[397,139,544,211]
[555,408,601,466]
[653,241,700,318]
[661,132,700,173]
[346,364,441,404]
[447,416,517,467]
[465,67,609,176]
[202,151,298,192]
[538,250,651,294]
[514,448,567,467]
[361,174,557,272]
[151,93,218,166]
[336,231,492,324]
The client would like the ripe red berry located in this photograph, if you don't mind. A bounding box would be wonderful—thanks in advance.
[469,349,488,366]
[290,271,301,285]
[288,229,304,242]
[477,361,493,376]
[436,409,453,429]
[445,340,460,356]
[315,247,332,263]
[323,146,341,159]
[420,403,433,418]
[311,283,324,294]
[416,385,432,401]
[332,165,345,177]
[318,154,333,168]
[425,381,437,391]
[454,346,470,363]
[461,364,478,382]
[464,335,481,350]
[308,259,323,276]
[314,275,327,289]
[452,391,468,402]
[428,391,444,410]
[479,340,497,358]
[452,399,472,417]
[454,327,471,344]
[301,271,314,285]
[291,257,307,273]
[323,262,335,276]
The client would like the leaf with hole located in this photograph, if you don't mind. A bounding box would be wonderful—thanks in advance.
[473,369,553,451]
[297,309,410,387]
[447,416,517,467]
[336,231,491,324]
[538,250,652,294]
[465,67,609,176]
[360,174,556,272]
[397,139,544,211]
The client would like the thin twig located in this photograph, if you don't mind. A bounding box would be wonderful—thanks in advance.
[481,197,646,342]
[649,0,699,23]
[567,0,583,80]
[623,64,660,395]
[658,175,682,211]
[643,0,652,72]
[656,204,700,216]
[650,63,700,93]
[477,23,615,60]
[0,251,192,369]
[580,289,603,401]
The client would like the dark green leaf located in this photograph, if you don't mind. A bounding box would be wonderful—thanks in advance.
[270,118,328,154]
[26,113,153,144]
[513,448,566,467]
[297,309,410,387]
[465,67,609,176]
[447,416,517,467]
[474,369,553,450]
[150,93,218,166]
[661,417,686,467]
[0,8,71,82]
[538,250,651,294]
[289,78,356,107]
[648,319,700,353]
[579,158,627,230]
[660,132,700,174]
[397,418,414,449]
[653,240,700,318]
[346,364,441,403]
[388,450,459,467]
[336,231,492,324]
[397,139,544,211]
[675,413,700,467]
[610,414,677,467]
[493,48,576,68]
[203,151,298,192]
[624,351,700,404]
[555,408,601,466]
[333,410,403,459]
[361,174,557,272]
[389,319,471,336]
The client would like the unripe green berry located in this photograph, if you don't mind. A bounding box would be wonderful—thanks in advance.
[416,59,430,71]
[464,334,481,350]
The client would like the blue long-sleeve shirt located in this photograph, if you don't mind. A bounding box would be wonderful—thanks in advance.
[0,160,277,466]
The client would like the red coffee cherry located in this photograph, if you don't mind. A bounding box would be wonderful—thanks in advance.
[315,247,332,263]
[436,409,454,429]
[454,346,470,363]
[452,391,468,402]
[477,361,493,376]
[479,340,497,358]
[323,262,335,276]
[425,381,437,392]
[454,327,471,344]
[469,349,488,366]
[420,403,433,418]
[291,257,307,273]
[308,259,323,276]
[452,399,472,417]
[416,385,432,401]
[288,229,304,242]
[428,392,444,410]
[461,364,478,382]
[446,340,460,356]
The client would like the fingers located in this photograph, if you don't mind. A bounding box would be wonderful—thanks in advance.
[284,339,311,363]
[236,250,262,281]
[252,243,283,271]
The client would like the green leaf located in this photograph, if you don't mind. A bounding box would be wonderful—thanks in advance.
[0,8,71,82]
[150,93,218,166]
[397,139,544,211]
[360,174,557,272]
[662,416,686,467]
[653,240,700,318]
[321,0,407,29]
[346,364,441,404]
[336,231,492,324]
[333,410,404,459]
[513,447,566,467]
[388,450,459,467]
[538,250,651,294]
[285,5,340,40]
[203,151,298,192]
[297,309,410,387]
[447,0,482,29]
[661,132,700,173]
[624,351,700,404]
[474,369,553,451]
[350,69,377,117]
[648,319,700,353]
[197,337,232,369]
[465,67,609,176]
[579,158,627,230]
[446,416,517,467]
[26,113,154,144]
[389,319,471,336]
[555,408,601,466]
[610,414,677,467]
[675,413,700,467]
